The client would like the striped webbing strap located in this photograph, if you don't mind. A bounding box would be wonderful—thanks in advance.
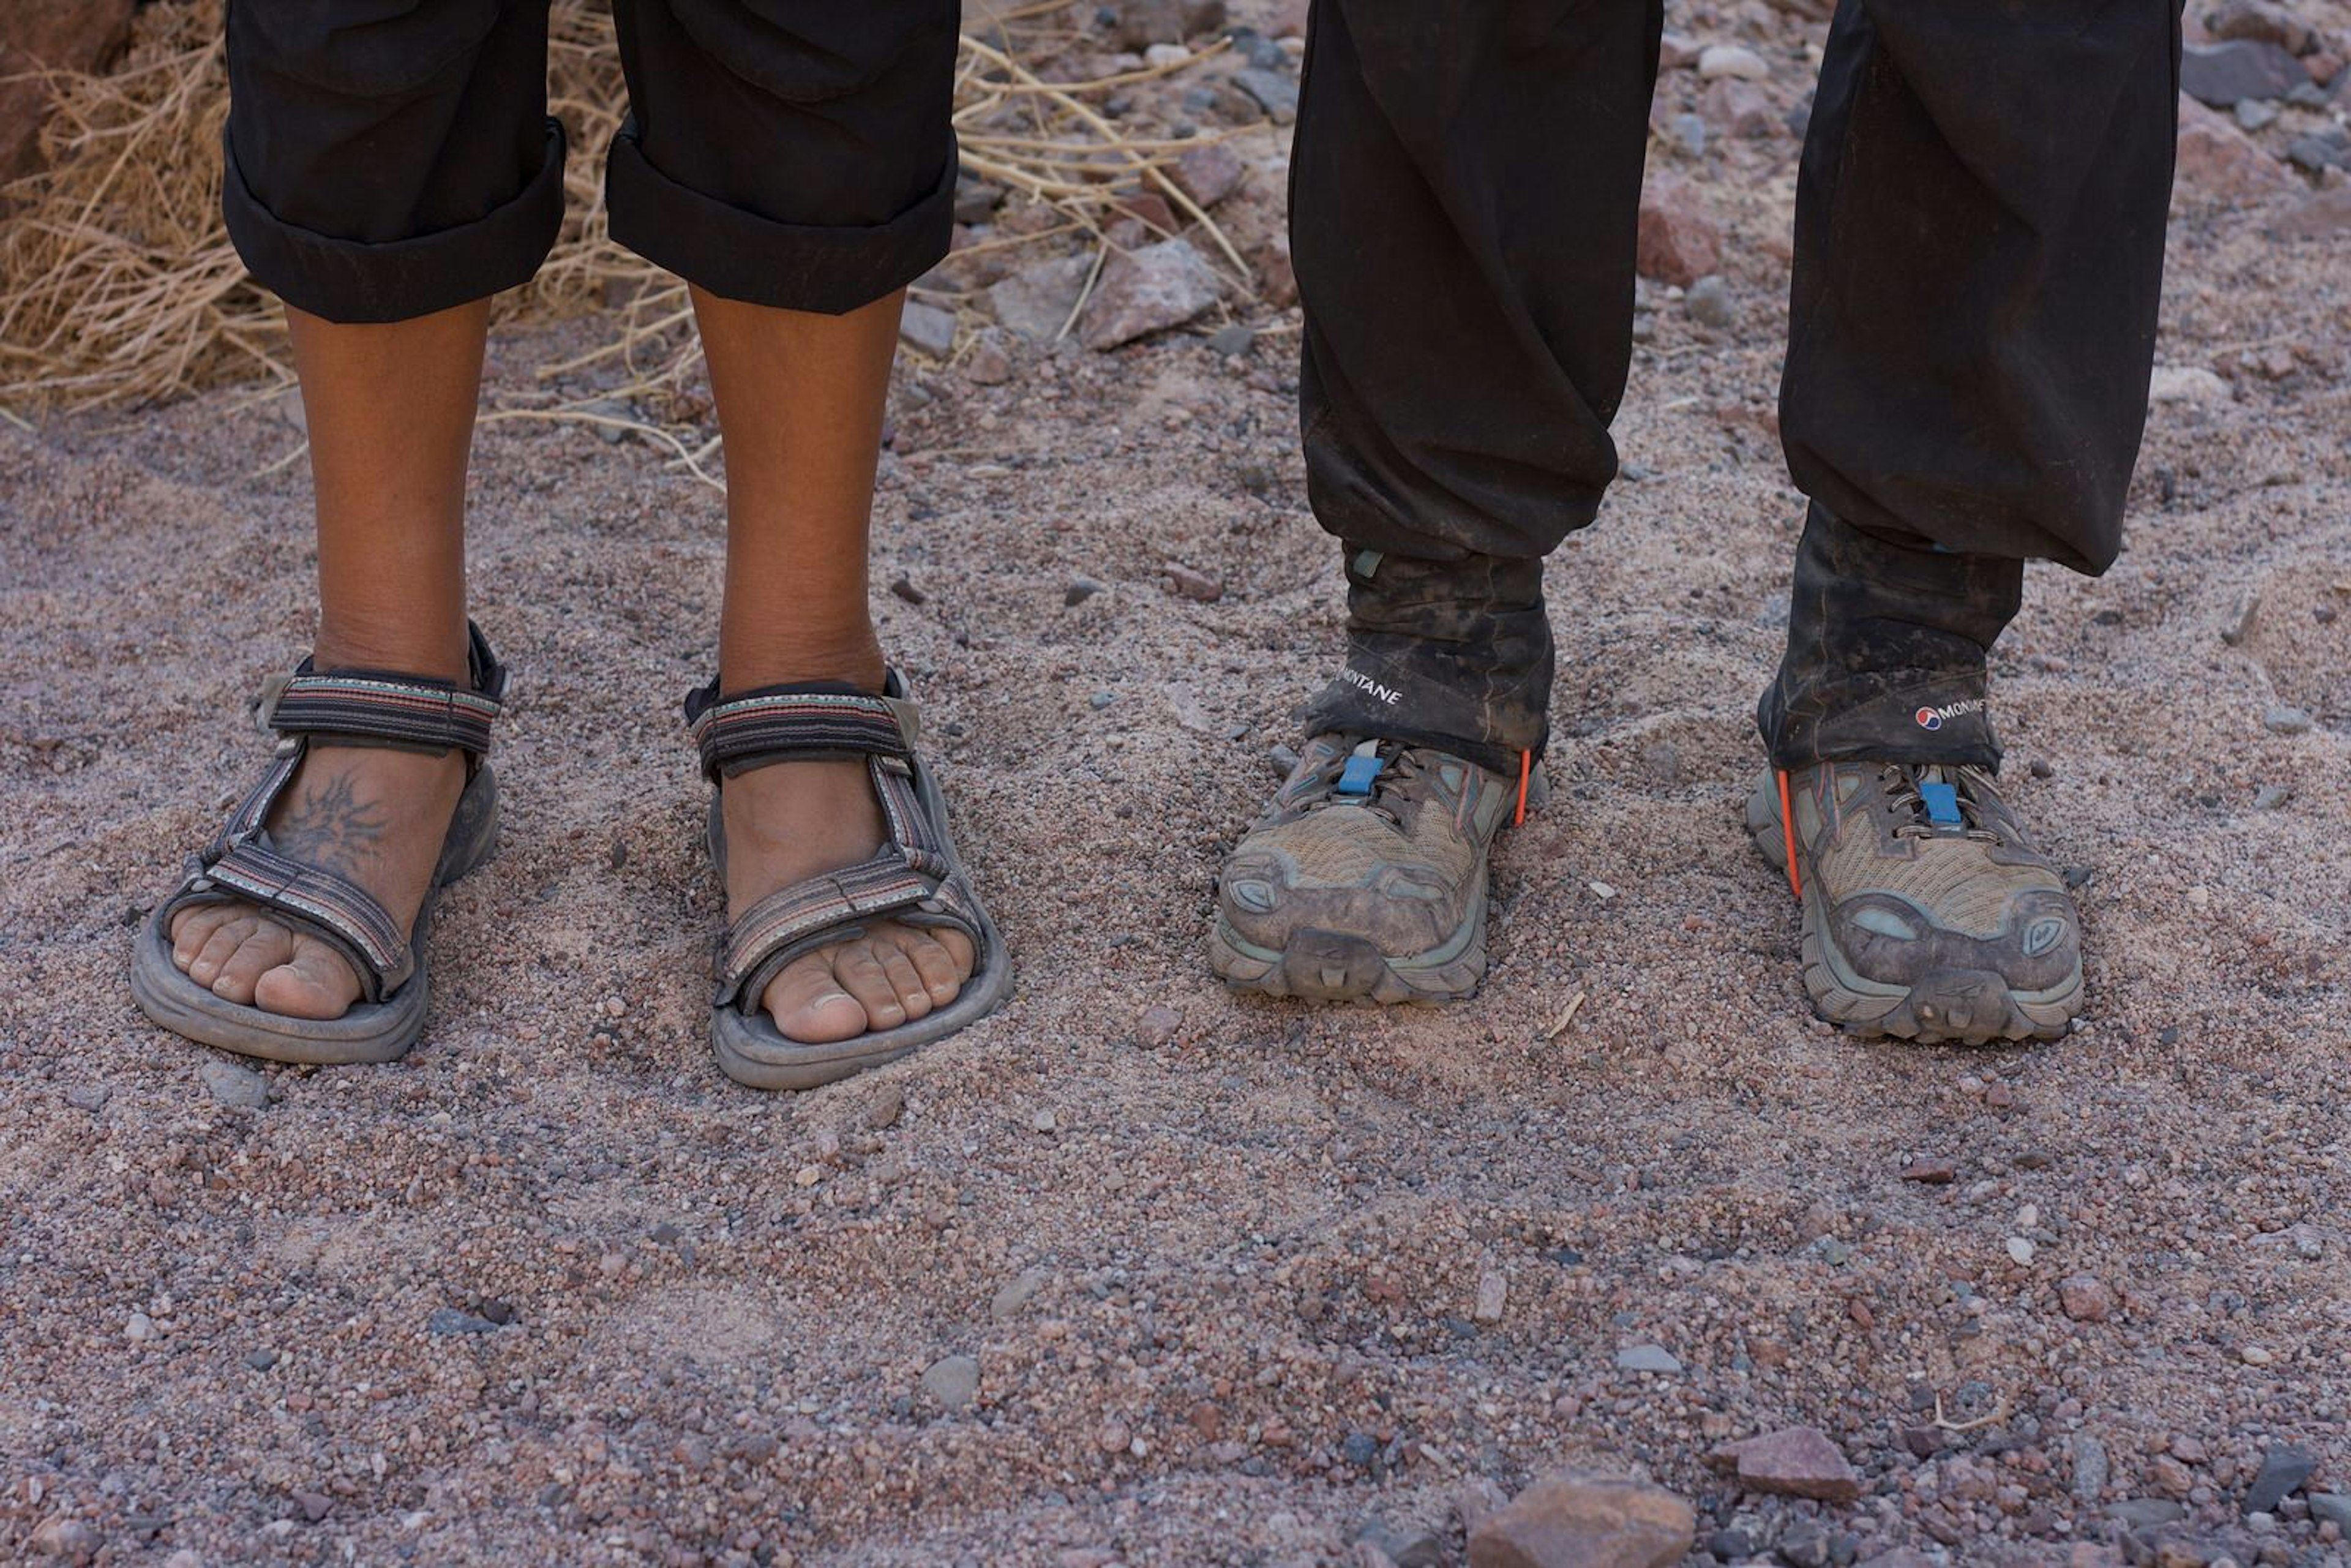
[686,681,913,781]
[203,839,407,985]
[261,621,506,757]
[716,850,981,1007]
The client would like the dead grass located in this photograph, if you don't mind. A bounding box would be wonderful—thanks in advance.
[0,0,1252,430]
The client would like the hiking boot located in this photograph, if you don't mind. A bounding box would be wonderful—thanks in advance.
[1747,760,2082,1045]
[1210,735,1542,1003]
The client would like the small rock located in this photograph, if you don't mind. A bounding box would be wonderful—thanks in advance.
[1063,575,1105,606]
[2006,1236,2036,1266]
[963,328,1015,386]
[1095,1419,1132,1454]
[2148,366,2231,405]
[2182,39,2306,106]
[2074,1435,2112,1502]
[921,1353,981,1410]
[1079,239,1224,350]
[1089,690,1117,710]
[1703,77,1779,138]
[951,178,1002,223]
[2109,1499,2186,1531]
[294,1491,332,1523]
[1467,1471,1695,1568]
[1269,742,1302,778]
[427,1307,500,1337]
[866,1083,906,1130]
[2287,125,2351,174]
[64,1085,108,1112]
[1697,43,1769,78]
[1453,1477,1511,1534]
[1032,1108,1058,1134]
[1669,112,1708,159]
[29,1518,100,1563]
[126,1312,156,1342]
[2058,1275,2115,1322]
[2221,588,2261,644]
[1636,173,1722,285]
[1161,562,1224,601]
[1169,141,1247,208]
[1232,67,1300,119]
[2173,96,2301,204]
[1901,1155,1957,1184]
[1355,1519,1443,1568]
[898,301,956,358]
[1615,1344,1682,1374]
[1714,1426,1863,1502]
[2308,1493,2351,1531]
[888,574,927,605]
[246,1348,280,1371]
[2262,705,2313,735]
[1474,1269,1507,1324]
[988,253,1093,340]
[2252,783,2290,811]
[1685,275,1737,329]
[1205,322,1256,358]
[200,1058,269,1111]
[1136,1004,1182,1046]
[164,1552,203,1568]
[991,1267,1051,1321]
[2244,1446,2315,1515]
[2207,0,2315,56]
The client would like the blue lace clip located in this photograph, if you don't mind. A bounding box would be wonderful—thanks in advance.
[1919,781,1964,828]
[1335,754,1385,797]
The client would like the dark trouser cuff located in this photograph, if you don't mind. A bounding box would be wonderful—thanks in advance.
[222,121,566,325]
[606,126,956,315]
[1758,501,2023,771]
[1298,547,1552,779]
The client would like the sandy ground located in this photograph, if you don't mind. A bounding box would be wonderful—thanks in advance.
[6,7,2351,1565]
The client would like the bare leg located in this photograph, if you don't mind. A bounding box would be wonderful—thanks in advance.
[691,284,973,1043]
[169,301,485,1017]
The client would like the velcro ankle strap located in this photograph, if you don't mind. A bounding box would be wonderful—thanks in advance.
[261,621,506,757]
[686,680,915,781]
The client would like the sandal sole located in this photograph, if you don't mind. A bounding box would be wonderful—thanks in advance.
[129,767,500,1065]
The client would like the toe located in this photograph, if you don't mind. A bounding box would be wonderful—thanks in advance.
[832,943,908,1031]
[188,917,261,987]
[762,953,872,1045]
[171,904,238,970]
[252,934,363,1021]
[894,927,969,1007]
[208,919,297,1005]
[874,937,933,1022]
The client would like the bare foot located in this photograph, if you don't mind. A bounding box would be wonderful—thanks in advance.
[721,758,975,1043]
[168,745,465,1018]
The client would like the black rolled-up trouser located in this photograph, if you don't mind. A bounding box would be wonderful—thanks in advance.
[222,0,959,323]
[1292,0,2181,775]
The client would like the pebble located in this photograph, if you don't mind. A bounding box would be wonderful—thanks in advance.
[1205,322,1256,358]
[1095,1419,1132,1454]
[991,1267,1051,1320]
[889,575,927,606]
[1901,1156,1956,1184]
[1161,563,1223,601]
[1169,141,1247,209]
[1269,742,1301,777]
[2244,1446,2314,1515]
[1697,43,1770,79]
[866,1083,906,1130]
[1474,1269,1507,1324]
[1089,690,1117,709]
[126,1312,156,1342]
[245,1348,279,1371]
[1342,1431,1380,1468]
[1231,67,1300,120]
[1063,575,1105,606]
[1714,1426,1863,1502]
[1670,112,1707,159]
[2058,1275,2115,1322]
[1032,1108,1058,1134]
[2006,1236,2036,1266]
[1615,1344,1682,1374]
[64,1085,109,1112]
[2262,705,2312,735]
[989,253,1092,341]
[2148,366,2230,405]
[2182,39,2306,107]
[199,1059,269,1111]
[1467,1470,1694,1568]
[2309,1494,2351,1532]
[1685,275,1737,329]
[921,1354,981,1410]
[2074,1435,2112,1502]
[427,1307,500,1337]
[2111,1499,2186,1531]
[1637,173,1721,286]
[1136,1004,1182,1046]
[165,1553,203,1568]
[29,1518,100,1562]
[963,330,1015,386]
[2240,1344,2274,1365]
[898,301,958,359]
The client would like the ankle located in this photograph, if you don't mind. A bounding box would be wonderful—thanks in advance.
[720,630,887,694]
[313,617,469,683]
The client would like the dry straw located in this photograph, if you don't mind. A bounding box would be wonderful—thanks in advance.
[0,0,1253,440]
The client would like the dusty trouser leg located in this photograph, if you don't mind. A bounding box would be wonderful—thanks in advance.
[1290,0,1662,776]
[1761,0,2181,769]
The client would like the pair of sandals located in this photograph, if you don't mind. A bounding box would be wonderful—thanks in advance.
[129,625,1011,1090]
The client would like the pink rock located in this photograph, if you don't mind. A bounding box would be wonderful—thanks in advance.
[2058,1274,2115,1323]
[1715,1426,1863,1502]
[2267,182,2351,239]
[1636,173,1722,287]
[1078,239,1223,350]
[1468,1472,1695,1568]
[1168,141,1247,209]
[1702,77,1780,139]
[2174,94,2300,206]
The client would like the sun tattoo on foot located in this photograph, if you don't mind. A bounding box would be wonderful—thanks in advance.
[271,768,391,880]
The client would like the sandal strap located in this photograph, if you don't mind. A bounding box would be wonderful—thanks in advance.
[194,839,410,999]
[715,850,979,1008]
[685,677,917,781]
[261,621,506,757]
